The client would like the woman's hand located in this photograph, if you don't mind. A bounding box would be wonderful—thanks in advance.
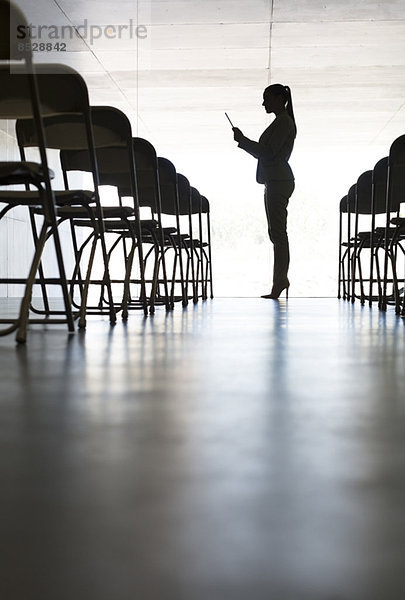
[232,127,244,142]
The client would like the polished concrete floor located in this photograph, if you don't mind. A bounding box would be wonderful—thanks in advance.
[1,298,405,600]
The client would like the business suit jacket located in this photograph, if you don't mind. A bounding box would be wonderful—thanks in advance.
[238,110,296,184]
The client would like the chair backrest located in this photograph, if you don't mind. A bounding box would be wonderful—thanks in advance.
[389,134,405,169]
[132,138,157,179]
[190,187,202,214]
[157,157,178,215]
[60,145,133,193]
[17,106,140,213]
[59,134,160,212]
[356,170,373,214]
[372,156,392,214]
[60,146,129,175]
[340,195,348,214]
[177,173,192,216]
[200,196,210,215]
[190,187,204,244]
[0,2,56,210]
[17,104,130,150]
[132,138,161,212]
[347,184,356,213]
[0,0,32,63]
[388,135,405,209]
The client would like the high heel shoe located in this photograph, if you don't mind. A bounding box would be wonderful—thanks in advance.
[261,279,290,300]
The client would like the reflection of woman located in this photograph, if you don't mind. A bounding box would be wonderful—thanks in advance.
[233,84,297,299]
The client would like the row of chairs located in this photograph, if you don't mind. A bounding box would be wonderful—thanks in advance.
[338,135,405,315]
[0,1,213,343]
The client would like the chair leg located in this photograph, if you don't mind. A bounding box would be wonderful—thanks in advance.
[78,235,98,329]
[98,232,117,324]
[149,245,161,315]
[69,231,95,310]
[49,218,75,333]
[121,241,136,321]
[15,218,75,343]
[15,221,47,342]
[28,208,50,314]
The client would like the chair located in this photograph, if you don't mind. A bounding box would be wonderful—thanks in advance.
[188,187,213,302]
[381,135,405,313]
[200,195,214,300]
[157,157,188,307]
[348,156,402,309]
[177,173,198,303]
[0,0,74,342]
[17,106,150,320]
[368,157,391,307]
[365,155,402,311]
[338,194,349,300]
[132,138,172,312]
[350,170,373,304]
[340,185,357,302]
[349,169,388,305]
[59,135,172,314]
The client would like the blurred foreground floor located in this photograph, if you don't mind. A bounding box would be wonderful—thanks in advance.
[1,298,405,600]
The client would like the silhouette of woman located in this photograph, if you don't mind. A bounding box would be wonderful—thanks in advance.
[233,84,297,299]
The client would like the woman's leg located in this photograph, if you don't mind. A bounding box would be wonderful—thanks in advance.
[264,181,295,285]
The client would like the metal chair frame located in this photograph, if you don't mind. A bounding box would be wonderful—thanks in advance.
[0,1,74,342]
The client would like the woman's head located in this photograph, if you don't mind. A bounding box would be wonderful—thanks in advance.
[262,84,295,124]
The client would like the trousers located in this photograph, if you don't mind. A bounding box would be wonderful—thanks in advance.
[264,180,295,284]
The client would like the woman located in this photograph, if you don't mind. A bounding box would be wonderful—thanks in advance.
[233,84,297,299]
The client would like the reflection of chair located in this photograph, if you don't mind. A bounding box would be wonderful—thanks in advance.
[0,0,74,342]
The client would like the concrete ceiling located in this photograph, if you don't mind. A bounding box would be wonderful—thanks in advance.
[17,0,405,150]
[13,0,405,295]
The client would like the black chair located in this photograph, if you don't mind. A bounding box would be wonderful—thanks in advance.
[338,194,349,300]
[381,135,405,313]
[157,157,189,308]
[200,195,214,300]
[0,0,74,342]
[345,156,402,309]
[14,85,139,326]
[20,106,155,319]
[342,185,356,302]
[350,170,373,304]
[132,138,172,312]
[177,173,199,303]
[349,168,389,305]
[60,136,172,314]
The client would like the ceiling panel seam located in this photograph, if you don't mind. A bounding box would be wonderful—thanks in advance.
[267,0,274,84]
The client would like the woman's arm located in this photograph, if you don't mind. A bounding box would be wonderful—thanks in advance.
[237,136,262,159]
[235,117,294,161]
[233,127,262,158]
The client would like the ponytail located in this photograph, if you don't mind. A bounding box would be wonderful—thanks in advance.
[265,83,296,131]
[284,85,296,128]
